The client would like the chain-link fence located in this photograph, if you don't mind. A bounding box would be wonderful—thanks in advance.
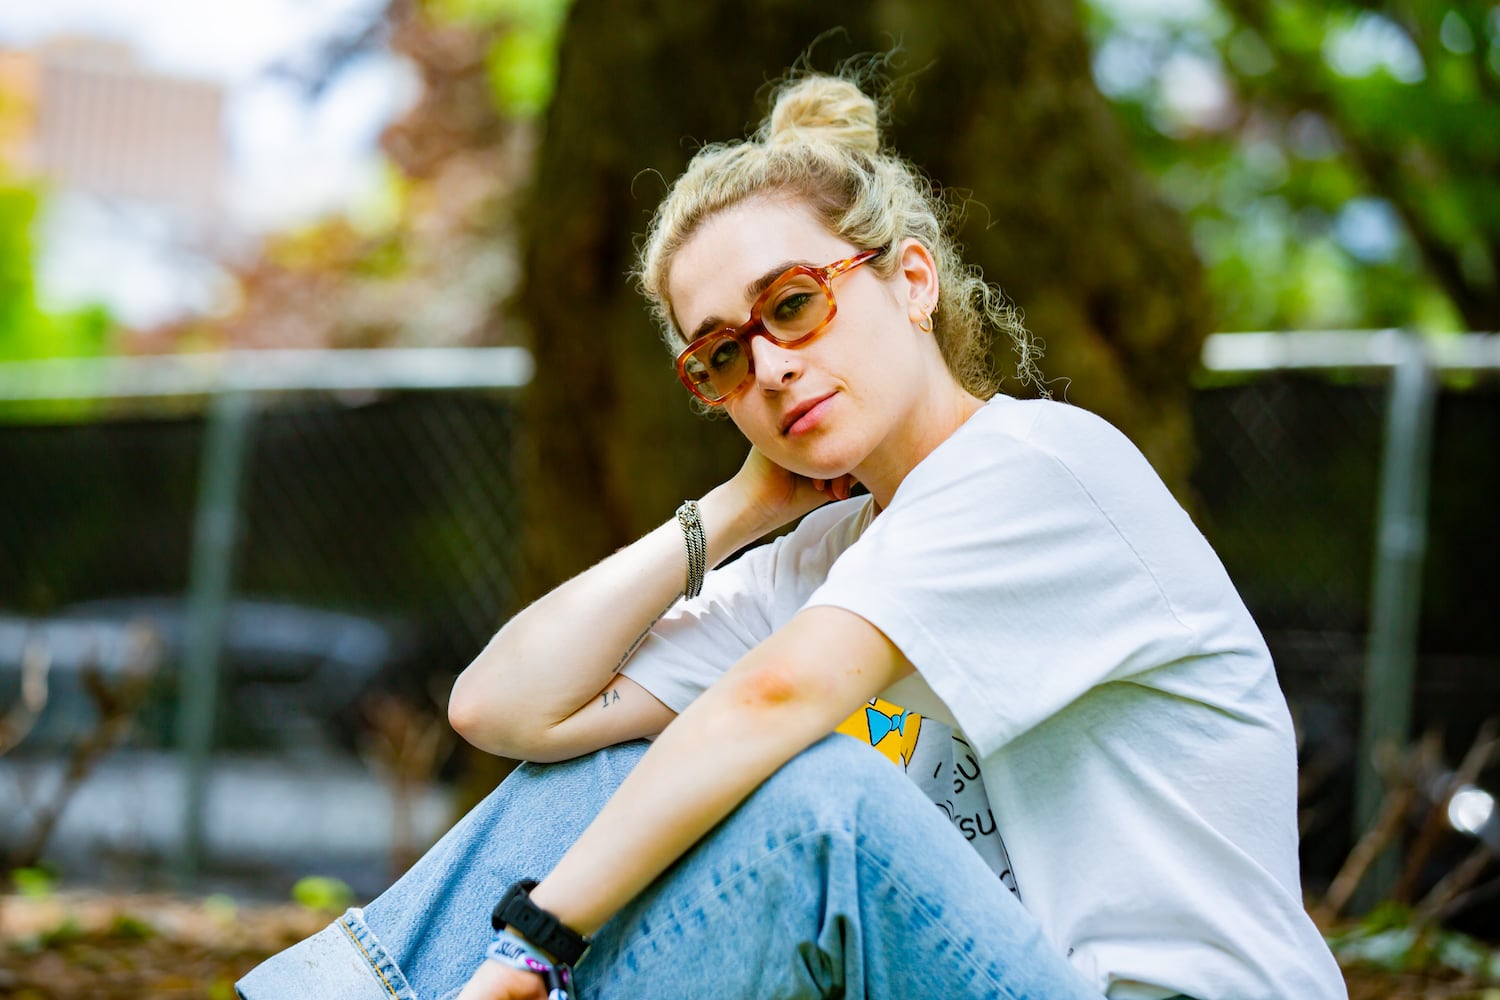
[1194,331,1500,894]
[1,393,522,663]
[0,351,529,896]
[0,337,1496,900]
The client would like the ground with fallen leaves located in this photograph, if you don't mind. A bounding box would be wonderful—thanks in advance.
[1,893,1498,999]
[0,894,323,999]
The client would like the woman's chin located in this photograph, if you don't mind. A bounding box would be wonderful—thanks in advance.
[759,437,865,484]
[786,457,861,484]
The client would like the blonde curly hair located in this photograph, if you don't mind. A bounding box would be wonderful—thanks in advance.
[635,72,1038,400]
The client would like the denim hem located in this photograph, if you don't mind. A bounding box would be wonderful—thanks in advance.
[236,907,416,1000]
[337,908,419,1000]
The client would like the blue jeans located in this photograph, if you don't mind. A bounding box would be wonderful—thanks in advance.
[237,734,1106,1000]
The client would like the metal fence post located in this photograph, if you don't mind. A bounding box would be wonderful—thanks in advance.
[176,389,255,884]
[1353,330,1438,909]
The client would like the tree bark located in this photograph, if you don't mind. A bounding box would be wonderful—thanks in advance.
[884,1,1210,490]
[516,0,1210,601]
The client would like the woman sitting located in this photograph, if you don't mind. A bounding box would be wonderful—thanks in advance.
[238,71,1347,1000]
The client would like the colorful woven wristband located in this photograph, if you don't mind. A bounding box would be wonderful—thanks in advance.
[485,928,574,999]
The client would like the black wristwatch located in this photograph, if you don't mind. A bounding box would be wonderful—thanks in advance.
[491,879,591,967]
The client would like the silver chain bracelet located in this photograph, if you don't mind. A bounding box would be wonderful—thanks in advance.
[676,500,706,599]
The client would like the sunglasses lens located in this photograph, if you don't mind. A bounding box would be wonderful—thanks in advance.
[682,333,749,403]
[762,273,830,340]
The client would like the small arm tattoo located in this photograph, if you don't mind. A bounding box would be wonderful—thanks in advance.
[600,689,621,709]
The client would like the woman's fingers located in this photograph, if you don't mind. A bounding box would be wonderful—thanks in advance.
[804,475,858,501]
[455,962,548,1000]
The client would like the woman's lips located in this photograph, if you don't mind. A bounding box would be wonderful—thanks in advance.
[782,393,836,436]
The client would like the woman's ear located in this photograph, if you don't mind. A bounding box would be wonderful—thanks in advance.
[896,239,940,323]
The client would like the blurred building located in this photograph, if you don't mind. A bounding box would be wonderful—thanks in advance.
[0,37,233,328]
[1,38,224,215]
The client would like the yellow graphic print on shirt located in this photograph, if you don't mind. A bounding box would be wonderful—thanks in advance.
[836,697,922,769]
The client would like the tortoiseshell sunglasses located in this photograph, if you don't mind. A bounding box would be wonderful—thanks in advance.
[674,245,888,405]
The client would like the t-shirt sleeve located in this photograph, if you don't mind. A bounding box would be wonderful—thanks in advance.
[621,498,873,714]
[618,541,779,714]
[804,404,1198,758]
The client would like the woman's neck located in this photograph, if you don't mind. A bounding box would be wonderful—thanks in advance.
[858,386,986,509]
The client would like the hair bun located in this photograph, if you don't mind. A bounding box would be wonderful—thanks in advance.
[764,75,880,155]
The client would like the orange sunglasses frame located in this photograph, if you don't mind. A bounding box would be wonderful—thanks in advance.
[674,245,888,405]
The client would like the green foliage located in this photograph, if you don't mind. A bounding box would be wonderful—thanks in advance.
[0,180,116,363]
[1326,903,1500,979]
[36,916,83,949]
[105,912,157,942]
[1085,0,1497,333]
[487,24,561,116]
[432,0,575,117]
[0,182,40,342]
[10,866,56,899]
[291,874,355,913]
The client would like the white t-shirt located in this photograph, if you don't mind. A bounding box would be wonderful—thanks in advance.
[627,497,1020,888]
[624,396,1347,1000]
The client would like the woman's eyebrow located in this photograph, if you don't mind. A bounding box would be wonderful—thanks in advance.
[744,259,804,300]
[686,259,810,342]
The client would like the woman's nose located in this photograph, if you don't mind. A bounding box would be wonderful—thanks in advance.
[749,333,801,390]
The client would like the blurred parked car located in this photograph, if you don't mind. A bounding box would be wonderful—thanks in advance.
[0,596,438,756]
[0,597,457,895]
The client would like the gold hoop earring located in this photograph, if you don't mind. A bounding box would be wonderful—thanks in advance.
[918,312,934,334]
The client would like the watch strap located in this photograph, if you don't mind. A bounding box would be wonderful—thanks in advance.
[491,879,591,967]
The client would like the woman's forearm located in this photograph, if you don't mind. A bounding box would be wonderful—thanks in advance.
[527,607,911,936]
[447,481,769,755]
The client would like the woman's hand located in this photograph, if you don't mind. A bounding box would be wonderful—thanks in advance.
[726,447,859,536]
[455,960,548,1000]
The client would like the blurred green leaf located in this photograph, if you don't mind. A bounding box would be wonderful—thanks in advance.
[292,875,355,913]
[10,867,56,900]
[488,26,561,117]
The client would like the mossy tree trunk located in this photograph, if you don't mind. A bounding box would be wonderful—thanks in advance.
[515,0,1209,603]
